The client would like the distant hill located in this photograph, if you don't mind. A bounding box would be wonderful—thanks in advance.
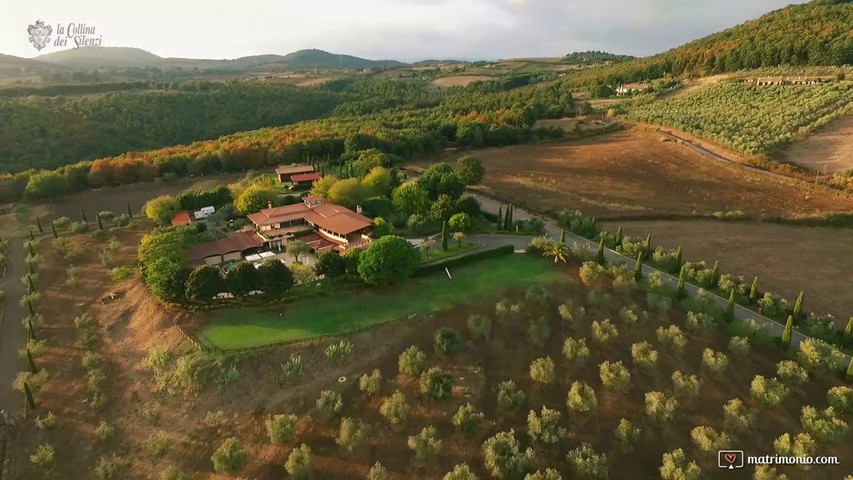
[33,46,406,71]
[0,53,71,76]
[562,51,635,66]
[567,0,853,85]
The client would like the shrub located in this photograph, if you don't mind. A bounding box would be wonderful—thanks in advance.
[701,349,729,377]
[647,292,672,313]
[160,466,193,480]
[94,454,127,479]
[526,317,552,346]
[614,419,641,451]
[570,242,594,262]
[359,369,382,397]
[525,284,551,307]
[266,414,298,444]
[70,221,89,234]
[671,371,701,400]
[631,342,658,370]
[579,261,608,288]
[368,462,389,480]
[467,314,492,341]
[800,406,848,443]
[797,338,846,375]
[599,361,631,392]
[453,403,484,438]
[645,391,678,424]
[419,366,453,400]
[729,337,750,357]
[86,368,106,391]
[497,380,526,412]
[434,327,464,356]
[495,298,523,323]
[211,437,247,474]
[35,411,57,430]
[776,360,809,385]
[719,274,747,296]
[743,318,770,342]
[827,386,853,413]
[316,390,343,418]
[774,432,815,459]
[444,464,479,480]
[659,449,701,480]
[566,442,608,480]
[285,444,313,479]
[587,289,612,308]
[656,325,687,355]
[146,432,171,456]
[685,312,714,335]
[723,398,755,432]
[325,340,354,362]
[619,306,641,325]
[281,354,306,384]
[753,465,789,480]
[529,357,556,385]
[481,430,535,479]
[652,247,681,274]
[94,421,114,441]
[527,407,565,445]
[399,346,427,376]
[757,292,788,319]
[408,426,443,461]
[591,319,618,346]
[30,443,54,469]
[567,381,598,419]
[379,390,409,425]
[563,337,590,364]
[750,376,789,407]
[682,261,714,289]
[690,426,730,452]
[612,276,637,296]
[336,417,370,452]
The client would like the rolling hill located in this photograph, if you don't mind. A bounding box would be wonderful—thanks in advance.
[33,46,406,71]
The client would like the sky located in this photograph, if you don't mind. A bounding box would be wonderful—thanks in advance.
[1,0,807,61]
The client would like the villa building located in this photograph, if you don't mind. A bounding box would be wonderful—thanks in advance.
[247,196,373,253]
[275,165,315,183]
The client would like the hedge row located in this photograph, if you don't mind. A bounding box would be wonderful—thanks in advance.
[413,244,515,277]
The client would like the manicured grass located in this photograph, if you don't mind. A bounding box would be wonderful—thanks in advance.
[421,242,476,263]
[199,254,557,350]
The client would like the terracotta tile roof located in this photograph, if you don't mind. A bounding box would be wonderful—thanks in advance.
[170,210,192,227]
[247,202,312,227]
[247,197,372,235]
[187,231,264,260]
[275,165,315,176]
[290,172,322,183]
[300,233,339,253]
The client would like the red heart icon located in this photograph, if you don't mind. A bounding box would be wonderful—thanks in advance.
[724,453,737,464]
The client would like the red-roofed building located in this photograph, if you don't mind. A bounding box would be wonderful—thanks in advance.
[170,210,192,227]
[290,172,322,185]
[186,231,265,265]
[275,165,315,183]
[247,196,373,253]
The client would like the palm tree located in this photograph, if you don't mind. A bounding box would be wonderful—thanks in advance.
[542,241,570,263]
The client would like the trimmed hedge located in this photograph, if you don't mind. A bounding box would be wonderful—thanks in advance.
[413,244,515,277]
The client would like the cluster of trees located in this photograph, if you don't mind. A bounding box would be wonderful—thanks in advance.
[628,81,853,154]
[562,51,636,66]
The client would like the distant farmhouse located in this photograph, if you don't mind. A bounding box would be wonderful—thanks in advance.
[616,83,652,96]
[276,165,315,183]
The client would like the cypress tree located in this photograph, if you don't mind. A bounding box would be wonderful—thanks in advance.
[503,205,511,231]
[29,229,34,241]
[781,315,793,351]
[81,208,87,223]
[633,252,643,281]
[26,349,39,374]
[24,382,36,410]
[724,291,736,323]
[497,206,503,231]
[792,291,804,322]
[615,226,623,245]
[508,205,514,227]
[559,229,566,244]
[27,300,35,316]
[441,221,448,251]
[643,233,652,259]
[675,246,683,267]
[846,357,853,382]
[27,262,34,275]
[27,242,34,257]
[676,265,687,300]
[844,317,853,345]
[36,217,43,233]
[51,221,58,239]
[27,276,36,294]
[126,201,133,217]
[749,277,759,304]
[596,238,606,265]
[97,213,104,231]
[27,318,38,342]
[711,261,720,287]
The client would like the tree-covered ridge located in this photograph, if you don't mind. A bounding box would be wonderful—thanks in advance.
[562,51,636,66]
[628,80,853,154]
[557,0,853,88]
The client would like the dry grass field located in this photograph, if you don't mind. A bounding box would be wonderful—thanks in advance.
[776,113,853,173]
[431,128,853,218]
[603,220,853,326]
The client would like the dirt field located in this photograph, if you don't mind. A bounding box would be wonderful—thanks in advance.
[604,220,853,325]
[7,248,848,479]
[776,113,853,173]
[431,76,494,88]
[431,128,853,218]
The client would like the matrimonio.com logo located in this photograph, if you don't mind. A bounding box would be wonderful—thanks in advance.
[719,450,840,470]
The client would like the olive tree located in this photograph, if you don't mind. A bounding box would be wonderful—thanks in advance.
[497,380,526,412]
[800,406,848,443]
[444,464,479,480]
[690,426,731,452]
[753,465,789,480]
[671,371,702,401]
[750,376,789,407]
[773,432,815,459]
[211,437,248,474]
[701,349,729,377]
[284,444,313,479]
[645,391,678,424]
[599,361,631,392]
[379,390,409,425]
[631,342,658,370]
[591,319,618,347]
[316,390,343,418]
[266,414,298,444]
[419,367,454,400]
[467,315,493,341]
[336,417,370,453]
[567,381,597,421]
[660,449,700,480]
[685,312,714,335]
[614,418,642,452]
[529,357,556,385]
[408,426,443,461]
[398,346,426,376]
[827,386,853,413]
[481,430,535,479]
[563,337,590,364]
[453,403,484,438]
[797,338,846,376]
[722,398,755,432]
[359,369,383,397]
[368,462,389,480]
[527,407,565,445]
[776,360,808,385]
[728,337,750,357]
[524,469,562,480]
[566,442,608,480]
[435,327,464,356]
[656,325,687,355]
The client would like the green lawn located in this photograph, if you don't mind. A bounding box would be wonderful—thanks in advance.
[421,242,476,263]
[199,254,557,350]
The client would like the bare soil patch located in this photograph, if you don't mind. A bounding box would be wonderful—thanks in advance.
[430,128,853,218]
[431,76,494,88]
[605,220,853,325]
[776,113,853,173]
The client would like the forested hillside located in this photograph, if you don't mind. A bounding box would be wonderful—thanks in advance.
[558,0,853,88]
[562,51,635,65]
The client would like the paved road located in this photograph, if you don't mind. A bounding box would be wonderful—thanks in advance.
[469,191,852,367]
[0,240,25,412]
